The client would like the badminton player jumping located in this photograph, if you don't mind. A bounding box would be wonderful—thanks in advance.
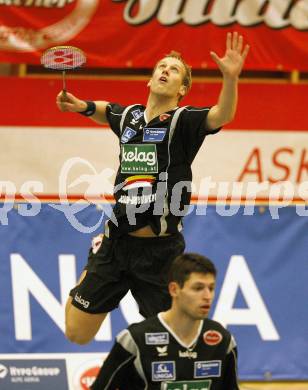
[55,32,249,345]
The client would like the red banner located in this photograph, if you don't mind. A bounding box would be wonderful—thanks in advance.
[0,0,308,71]
[1,76,307,130]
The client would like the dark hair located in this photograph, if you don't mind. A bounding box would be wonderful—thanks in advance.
[168,253,217,288]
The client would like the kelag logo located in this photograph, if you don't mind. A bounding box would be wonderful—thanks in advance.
[121,144,158,174]
[0,359,68,389]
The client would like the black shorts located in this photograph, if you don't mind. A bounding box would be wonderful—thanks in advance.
[69,233,185,317]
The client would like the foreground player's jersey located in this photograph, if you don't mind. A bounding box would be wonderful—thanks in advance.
[91,314,239,390]
[104,103,220,238]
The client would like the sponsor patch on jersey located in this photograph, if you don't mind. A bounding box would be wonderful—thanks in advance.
[145,332,169,345]
[152,361,175,381]
[156,346,168,357]
[121,126,137,143]
[179,350,197,359]
[159,113,171,122]
[121,144,158,174]
[132,109,143,120]
[203,330,223,346]
[162,379,212,390]
[123,175,155,191]
[194,361,221,378]
[143,128,167,142]
[118,193,156,205]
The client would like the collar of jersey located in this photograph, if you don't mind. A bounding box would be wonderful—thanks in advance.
[143,106,179,125]
[157,312,204,349]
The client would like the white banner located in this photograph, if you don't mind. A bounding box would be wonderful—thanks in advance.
[1,126,307,202]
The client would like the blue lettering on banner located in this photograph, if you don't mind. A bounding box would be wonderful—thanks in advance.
[1,204,308,379]
[145,333,169,345]
[121,127,137,143]
[194,361,221,378]
[143,128,167,142]
[152,362,175,381]
[0,359,68,389]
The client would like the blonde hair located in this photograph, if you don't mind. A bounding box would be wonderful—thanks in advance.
[153,51,192,101]
[164,50,192,92]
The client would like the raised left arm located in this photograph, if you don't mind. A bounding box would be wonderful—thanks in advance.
[207,32,250,130]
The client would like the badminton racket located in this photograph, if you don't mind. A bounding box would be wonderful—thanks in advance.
[40,46,86,96]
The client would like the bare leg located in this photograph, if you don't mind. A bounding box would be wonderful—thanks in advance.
[65,270,108,345]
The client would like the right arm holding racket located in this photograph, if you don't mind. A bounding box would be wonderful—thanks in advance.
[40,45,109,125]
[56,91,109,125]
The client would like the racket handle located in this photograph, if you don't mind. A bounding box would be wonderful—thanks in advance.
[62,70,67,98]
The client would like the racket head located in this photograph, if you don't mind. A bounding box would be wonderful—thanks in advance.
[41,46,86,70]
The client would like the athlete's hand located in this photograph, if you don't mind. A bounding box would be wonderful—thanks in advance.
[56,91,87,113]
[210,32,249,79]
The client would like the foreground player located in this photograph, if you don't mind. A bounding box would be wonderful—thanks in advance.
[57,32,249,345]
[91,253,239,390]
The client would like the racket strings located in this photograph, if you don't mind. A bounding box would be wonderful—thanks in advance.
[41,46,86,70]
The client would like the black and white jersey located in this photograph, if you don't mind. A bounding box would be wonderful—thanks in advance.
[104,103,220,238]
[91,313,239,390]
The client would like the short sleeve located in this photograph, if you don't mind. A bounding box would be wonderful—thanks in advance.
[177,106,221,163]
[106,103,127,137]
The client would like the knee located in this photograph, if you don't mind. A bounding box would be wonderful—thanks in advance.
[65,325,93,345]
